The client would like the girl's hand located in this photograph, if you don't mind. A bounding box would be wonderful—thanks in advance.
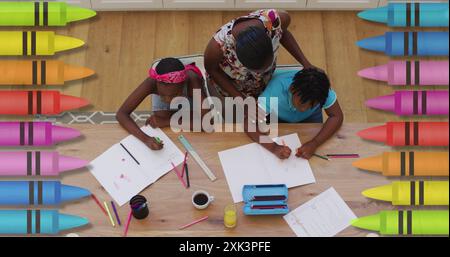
[144,136,164,150]
[295,140,319,159]
[145,115,168,128]
[272,144,292,160]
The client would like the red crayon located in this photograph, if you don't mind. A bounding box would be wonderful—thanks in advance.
[0,90,89,115]
[358,121,449,146]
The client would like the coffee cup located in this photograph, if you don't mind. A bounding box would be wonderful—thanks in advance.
[192,190,214,209]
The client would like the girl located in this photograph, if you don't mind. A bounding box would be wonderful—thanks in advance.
[117,57,206,150]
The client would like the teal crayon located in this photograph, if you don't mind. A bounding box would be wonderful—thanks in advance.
[0,181,91,206]
[0,210,89,235]
[358,3,449,27]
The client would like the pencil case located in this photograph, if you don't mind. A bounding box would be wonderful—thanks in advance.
[242,184,289,215]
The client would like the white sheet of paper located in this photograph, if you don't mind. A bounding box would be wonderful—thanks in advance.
[218,133,316,203]
[89,126,184,206]
[283,187,356,237]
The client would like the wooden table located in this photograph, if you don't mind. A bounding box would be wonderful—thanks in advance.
[25,123,448,237]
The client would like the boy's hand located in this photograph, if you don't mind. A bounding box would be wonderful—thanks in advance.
[272,144,292,160]
[144,136,164,150]
[296,140,319,159]
[145,115,168,128]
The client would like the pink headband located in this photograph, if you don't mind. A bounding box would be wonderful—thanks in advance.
[149,68,187,84]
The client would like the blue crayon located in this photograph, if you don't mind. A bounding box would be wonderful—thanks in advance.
[358,3,449,27]
[357,32,449,56]
[0,210,88,235]
[0,181,91,206]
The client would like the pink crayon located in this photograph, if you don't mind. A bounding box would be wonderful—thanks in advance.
[0,122,81,147]
[0,151,88,177]
[359,60,449,86]
[366,90,449,116]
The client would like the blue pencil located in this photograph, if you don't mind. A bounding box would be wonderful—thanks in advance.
[111,201,121,226]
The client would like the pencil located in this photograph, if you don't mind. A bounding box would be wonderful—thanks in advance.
[181,151,188,177]
[313,153,330,161]
[120,143,140,165]
[179,216,209,230]
[111,201,121,226]
[91,194,107,216]
[123,209,133,237]
[171,162,187,188]
[185,163,190,188]
[104,201,116,227]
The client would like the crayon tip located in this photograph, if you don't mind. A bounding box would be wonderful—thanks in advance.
[54,35,85,53]
[64,64,95,82]
[357,6,388,24]
[58,155,89,172]
[60,184,91,203]
[357,125,386,143]
[59,95,90,112]
[352,155,383,173]
[357,34,386,53]
[58,213,89,232]
[66,5,97,23]
[362,184,392,202]
[52,125,82,144]
[351,214,380,232]
[358,65,387,82]
[365,94,394,112]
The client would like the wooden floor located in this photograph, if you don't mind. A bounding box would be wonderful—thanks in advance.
[1,11,448,122]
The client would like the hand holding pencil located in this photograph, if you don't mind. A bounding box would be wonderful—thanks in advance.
[295,140,319,160]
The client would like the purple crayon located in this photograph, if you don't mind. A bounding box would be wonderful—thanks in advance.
[359,60,449,86]
[366,90,449,116]
[0,122,80,147]
[0,151,88,177]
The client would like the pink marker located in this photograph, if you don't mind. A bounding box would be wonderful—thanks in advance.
[366,90,449,116]
[0,151,88,177]
[358,60,449,86]
[0,122,81,146]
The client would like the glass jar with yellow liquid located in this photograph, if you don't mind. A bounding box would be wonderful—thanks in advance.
[224,204,237,228]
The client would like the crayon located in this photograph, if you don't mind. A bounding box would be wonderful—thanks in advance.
[0,181,91,206]
[357,32,449,56]
[0,121,81,147]
[0,151,88,177]
[0,210,89,235]
[353,151,449,177]
[358,3,449,27]
[0,90,89,115]
[0,31,84,56]
[357,122,449,146]
[365,90,449,116]
[352,210,449,235]
[363,181,449,206]
[0,1,96,27]
[358,60,449,86]
[0,60,95,86]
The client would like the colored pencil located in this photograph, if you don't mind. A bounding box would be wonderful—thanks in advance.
[313,153,330,161]
[120,143,140,165]
[251,205,287,209]
[327,154,360,159]
[123,209,133,237]
[91,194,107,216]
[179,216,209,230]
[171,162,187,188]
[111,201,121,226]
[104,201,116,227]
[185,163,190,188]
[181,151,188,177]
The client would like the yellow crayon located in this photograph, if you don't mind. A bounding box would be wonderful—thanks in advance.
[0,31,84,56]
[363,181,449,206]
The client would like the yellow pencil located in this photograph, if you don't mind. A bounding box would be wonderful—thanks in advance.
[104,201,116,227]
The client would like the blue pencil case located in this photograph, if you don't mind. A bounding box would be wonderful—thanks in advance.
[242,184,289,215]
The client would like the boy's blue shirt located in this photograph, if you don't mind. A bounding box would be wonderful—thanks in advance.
[258,69,337,123]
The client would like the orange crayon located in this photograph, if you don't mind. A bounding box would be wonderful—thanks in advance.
[0,60,94,86]
[353,151,449,177]
[0,91,89,116]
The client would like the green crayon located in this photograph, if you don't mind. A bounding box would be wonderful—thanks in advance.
[352,210,449,235]
[0,1,96,27]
